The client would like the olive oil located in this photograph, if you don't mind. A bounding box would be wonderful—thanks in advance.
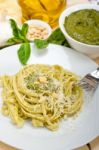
[18,0,66,28]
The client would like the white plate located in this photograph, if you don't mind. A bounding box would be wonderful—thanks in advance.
[0,44,99,150]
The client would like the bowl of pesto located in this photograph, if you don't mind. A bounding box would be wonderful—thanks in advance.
[59,4,99,58]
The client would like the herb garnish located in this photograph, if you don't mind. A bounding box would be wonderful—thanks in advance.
[18,43,31,65]
[7,19,29,45]
[7,19,30,65]
[34,28,70,49]
[8,19,70,65]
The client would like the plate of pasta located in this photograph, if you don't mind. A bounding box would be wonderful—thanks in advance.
[0,44,99,150]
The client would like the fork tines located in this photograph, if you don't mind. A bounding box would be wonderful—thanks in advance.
[78,74,98,91]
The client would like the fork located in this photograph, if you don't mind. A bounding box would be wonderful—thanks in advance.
[78,67,99,92]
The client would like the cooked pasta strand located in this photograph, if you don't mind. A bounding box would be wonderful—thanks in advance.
[1,64,83,131]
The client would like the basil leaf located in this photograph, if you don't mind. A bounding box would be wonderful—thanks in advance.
[9,19,28,43]
[18,35,28,42]
[10,19,20,38]
[7,38,16,45]
[7,37,22,45]
[18,43,31,65]
[62,40,70,47]
[34,39,49,49]
[21,23,29,37]
[47,28,65,44]
[47,28,70,47]
[34,28,70,49]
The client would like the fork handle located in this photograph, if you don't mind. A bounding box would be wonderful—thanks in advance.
[90,67,99,81]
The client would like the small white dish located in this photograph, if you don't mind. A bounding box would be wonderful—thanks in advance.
[25,19,52,40]
[59,4,99,58]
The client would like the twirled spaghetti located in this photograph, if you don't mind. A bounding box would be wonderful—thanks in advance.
[0,64,83,131]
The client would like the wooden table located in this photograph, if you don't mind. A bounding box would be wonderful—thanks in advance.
[94,57,99,64]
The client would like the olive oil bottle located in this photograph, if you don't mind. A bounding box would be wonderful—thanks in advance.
[18,0,66,28]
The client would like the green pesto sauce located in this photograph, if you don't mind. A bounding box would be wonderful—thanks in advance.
[64,9,99,45]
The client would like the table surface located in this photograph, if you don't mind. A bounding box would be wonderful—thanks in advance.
[94,57,99,64]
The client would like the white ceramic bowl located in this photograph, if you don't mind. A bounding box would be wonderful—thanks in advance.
[59,4,99,58]
[25,19,52,40]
